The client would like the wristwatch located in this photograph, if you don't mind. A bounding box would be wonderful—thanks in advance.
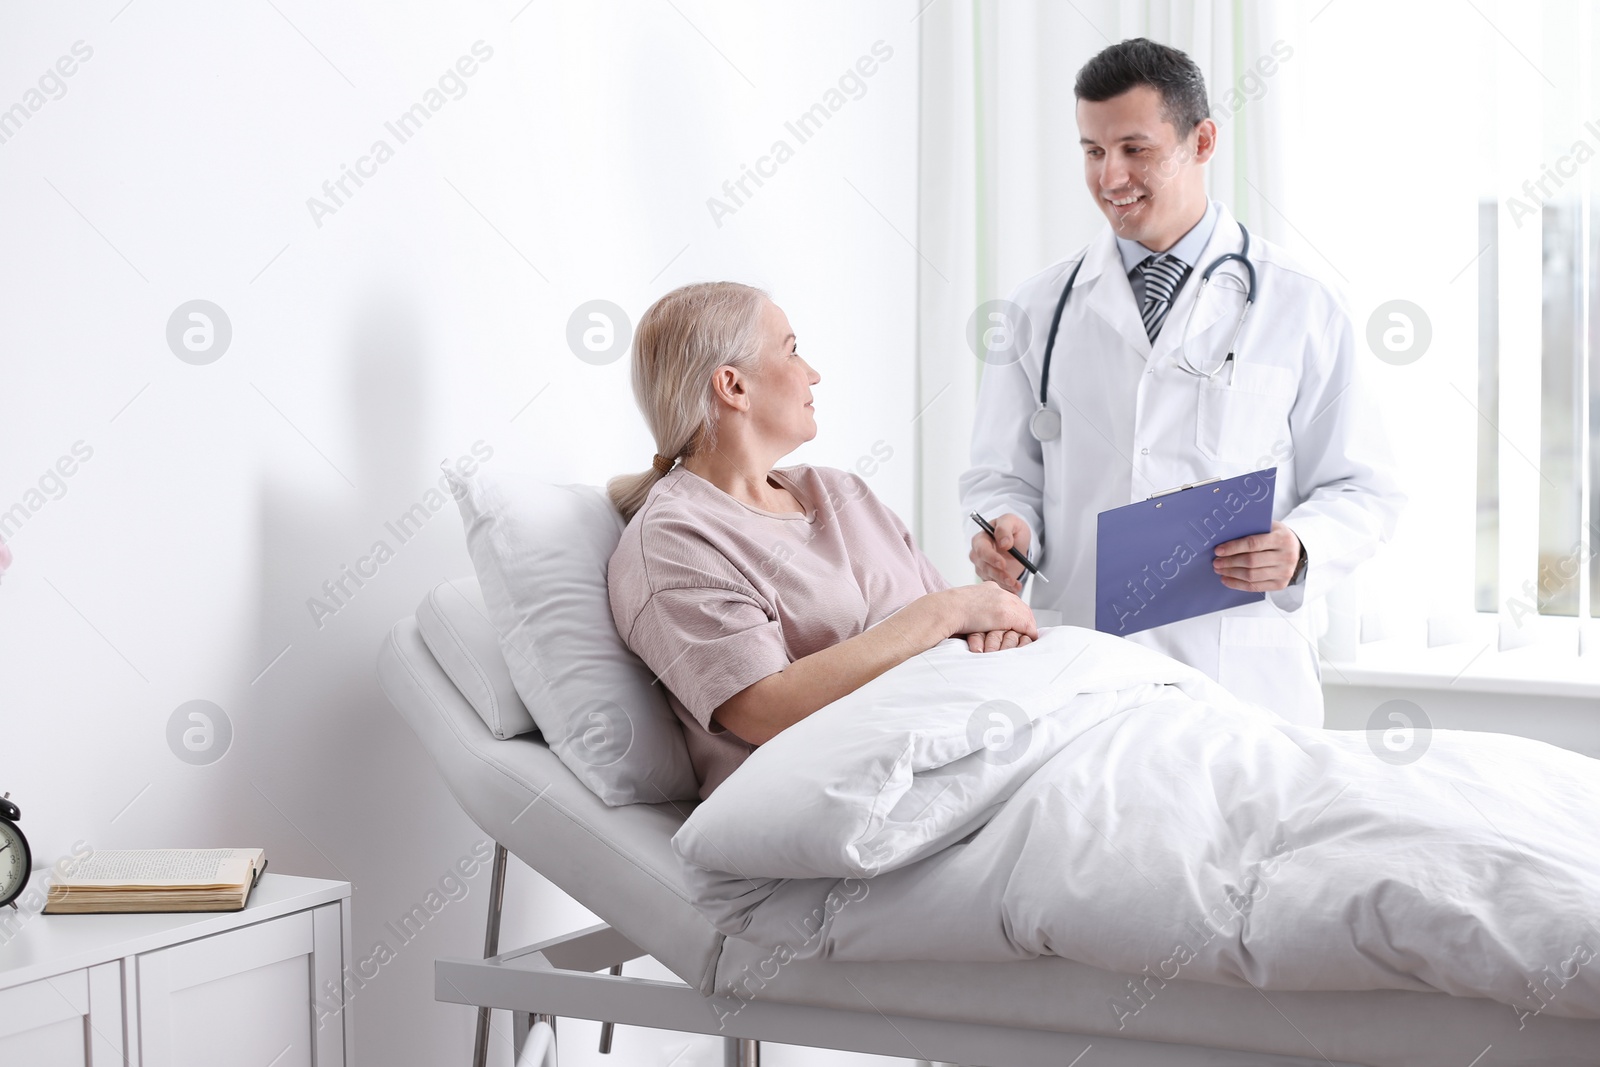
[1290,541,1309,586]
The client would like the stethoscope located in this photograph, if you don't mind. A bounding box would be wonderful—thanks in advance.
[1029,226,1257,442]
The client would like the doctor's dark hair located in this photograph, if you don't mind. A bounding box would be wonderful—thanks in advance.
[607,281,770,523]
[1074,38,1210,136]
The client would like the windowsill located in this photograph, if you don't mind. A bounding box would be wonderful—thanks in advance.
[1322,638,1600,700]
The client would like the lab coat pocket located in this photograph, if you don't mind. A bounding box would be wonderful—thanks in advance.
[1216,614,1322,727]
[1195,363,1297,466]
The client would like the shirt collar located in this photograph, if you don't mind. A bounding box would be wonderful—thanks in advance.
[1115,199,1221,274]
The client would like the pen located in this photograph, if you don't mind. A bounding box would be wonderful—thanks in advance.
[968,511,1049,583]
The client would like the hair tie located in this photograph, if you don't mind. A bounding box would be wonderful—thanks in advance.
[651,453,675,475]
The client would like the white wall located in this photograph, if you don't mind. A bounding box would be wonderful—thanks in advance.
[0,3,919,1064]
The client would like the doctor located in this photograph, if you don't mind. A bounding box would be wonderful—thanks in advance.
[959,38,1404,726]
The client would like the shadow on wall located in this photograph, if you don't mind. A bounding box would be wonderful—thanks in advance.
[250,287,432,873]
[348,290,432,504]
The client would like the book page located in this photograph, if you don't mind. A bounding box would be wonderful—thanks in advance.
[55,848,264,888]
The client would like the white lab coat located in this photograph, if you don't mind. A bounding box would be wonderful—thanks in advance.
[959,203,1404,726]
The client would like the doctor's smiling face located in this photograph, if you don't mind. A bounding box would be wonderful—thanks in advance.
[1078,84,1216,251]
[1074,38,1216,252]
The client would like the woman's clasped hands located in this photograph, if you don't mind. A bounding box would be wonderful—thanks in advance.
[904,579,1037,654]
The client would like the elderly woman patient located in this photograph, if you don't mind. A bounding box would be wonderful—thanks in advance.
[607,282,1036,798]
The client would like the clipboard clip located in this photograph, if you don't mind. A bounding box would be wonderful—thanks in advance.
[1149,477,1222,501]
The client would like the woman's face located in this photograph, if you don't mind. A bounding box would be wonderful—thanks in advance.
[742,300,820,450]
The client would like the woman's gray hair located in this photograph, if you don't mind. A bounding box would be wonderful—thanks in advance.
[607,281,770,523]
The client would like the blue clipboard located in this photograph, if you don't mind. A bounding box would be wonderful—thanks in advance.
[1095,467,1277,636]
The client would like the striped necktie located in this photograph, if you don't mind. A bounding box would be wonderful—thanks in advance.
[1137,253,1190,342]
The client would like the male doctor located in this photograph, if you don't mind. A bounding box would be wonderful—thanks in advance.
[959,38,1404,726]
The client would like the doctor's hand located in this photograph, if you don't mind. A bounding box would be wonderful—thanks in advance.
[969,513,1033,595]
[1213,522,1302,592]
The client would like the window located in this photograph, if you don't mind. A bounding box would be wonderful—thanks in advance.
[1302,0,1596,658]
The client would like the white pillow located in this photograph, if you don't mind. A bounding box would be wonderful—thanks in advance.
[415,577,534,740]
[444,465,700,805]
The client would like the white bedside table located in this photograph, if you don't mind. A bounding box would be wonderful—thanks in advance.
[0,873,351,1067]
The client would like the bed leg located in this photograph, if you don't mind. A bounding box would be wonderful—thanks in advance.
[723,1037,759,1067]
[596,964,623,1053]
[473,843,510,1067]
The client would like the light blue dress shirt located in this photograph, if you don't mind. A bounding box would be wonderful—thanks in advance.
[1116,199,1220,310]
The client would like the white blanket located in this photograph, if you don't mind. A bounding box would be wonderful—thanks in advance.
[673,627,1600,1025]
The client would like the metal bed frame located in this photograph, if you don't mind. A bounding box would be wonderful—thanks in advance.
[451,845,1359,1067]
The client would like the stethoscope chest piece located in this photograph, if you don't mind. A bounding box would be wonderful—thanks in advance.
[1029,405,1062,442]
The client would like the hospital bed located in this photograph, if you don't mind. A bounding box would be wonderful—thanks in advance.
[377,577,1600,1067]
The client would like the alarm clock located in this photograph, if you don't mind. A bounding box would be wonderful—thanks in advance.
[0,793,31,910]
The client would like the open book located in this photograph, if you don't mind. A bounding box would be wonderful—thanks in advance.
[44,848,267,914]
